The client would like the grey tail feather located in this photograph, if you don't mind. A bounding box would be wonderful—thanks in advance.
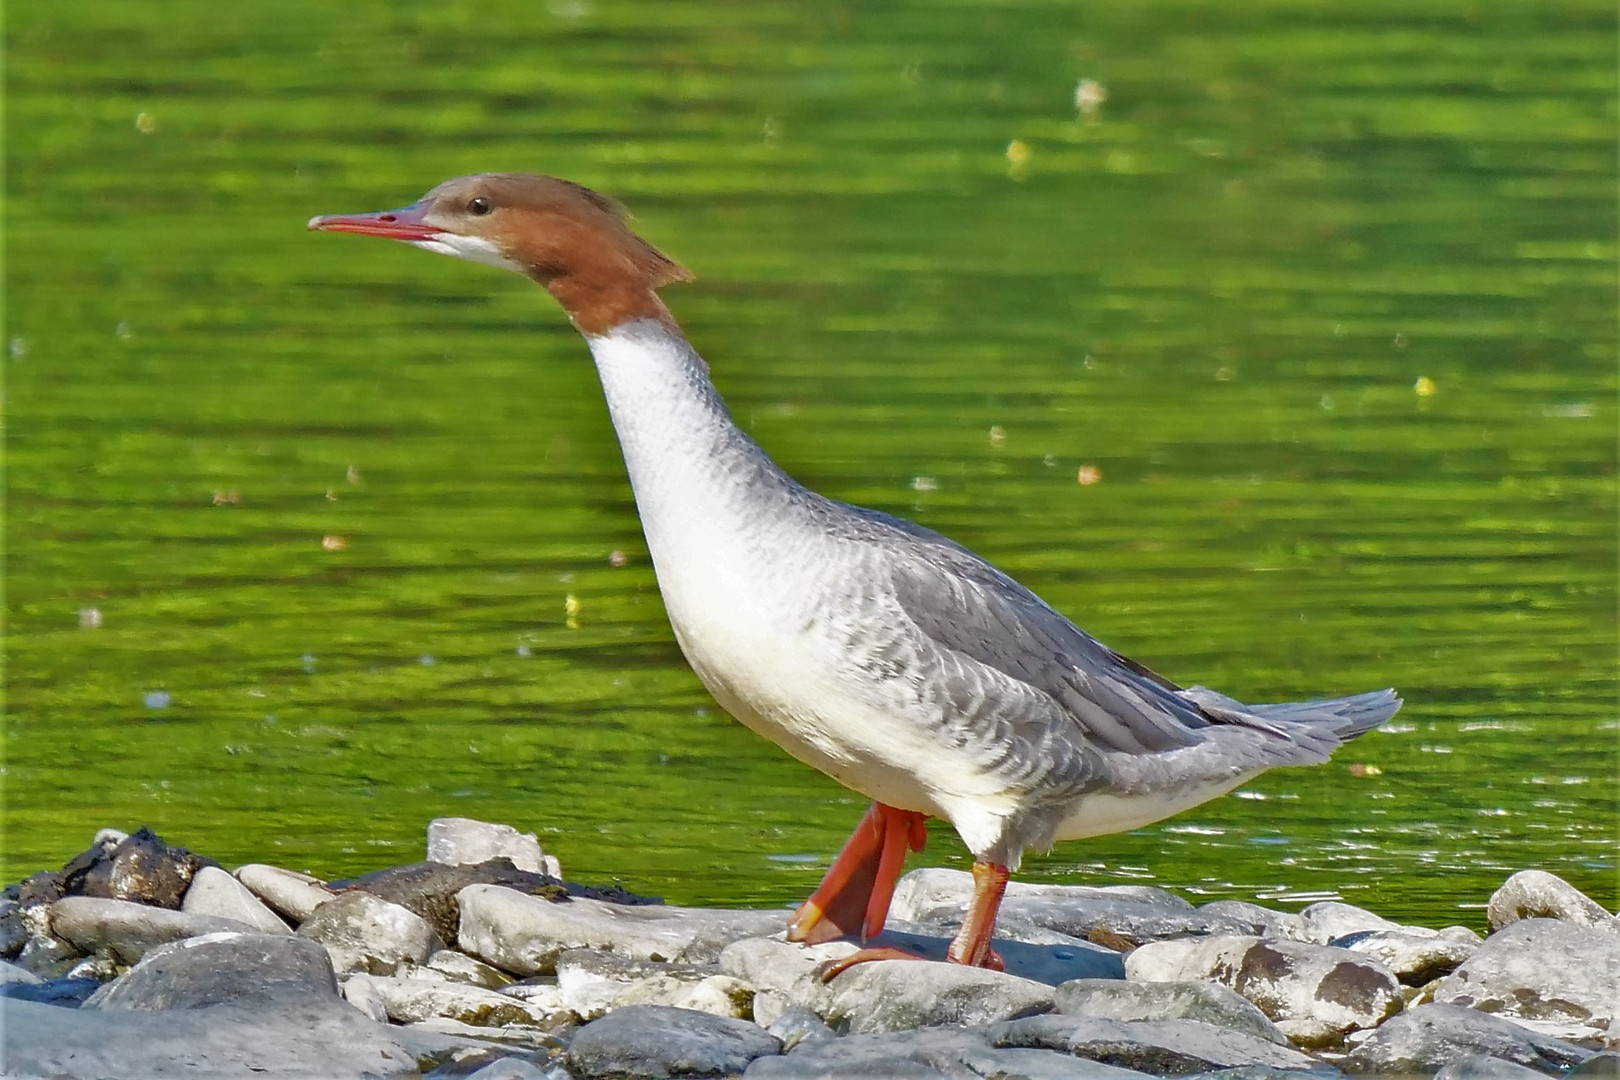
[1181,686,1403,742]
[1244,688,1403,740]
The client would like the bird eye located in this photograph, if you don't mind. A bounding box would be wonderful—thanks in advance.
[468,196,492,216]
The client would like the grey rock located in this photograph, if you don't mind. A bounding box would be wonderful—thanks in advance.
[458,884,785,975]
[1177,1069,1339,1080]
[181,865,291,933]
[764,1004,837,1051]
[1336,928,1477,985]
[1,995,421,1078]
[609,972,755,1019]
[567,1003,781,1079]
[890,868,1191,920]
[557,947,724,1019]
[986,1014,1321,1073]
[1433,917,1620,1033]
[297,890,443,976]
[462,1059,555,1080]
[865,925,1126,984]
[49,896,257,965]
[407,1014,571,1053]
[1571,1052,1620,1077]
[428,817,561,878]
[235,863,336,923]
[719,935,1052,1034]
[359,972,570,1026]
[1053,977,1289,1046]
[426,948,515,988]
[0,959,40,985]
[1124,933,1402,1046]
[1342,1002,1593,1075]
[0,899,27,959]
[1196,900,1313,942]
[341,859,564,943]
[1298,901,1401,944]
[344,970,390,1021]
[87,931,338,1010]
[1488,870,1617,933]
[1432,1054,1555,1080]
[746,1025,1148,1079]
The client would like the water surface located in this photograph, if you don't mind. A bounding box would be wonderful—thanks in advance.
[6,0,1616,927]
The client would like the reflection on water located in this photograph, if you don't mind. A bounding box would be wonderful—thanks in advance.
[6,0,1615,926]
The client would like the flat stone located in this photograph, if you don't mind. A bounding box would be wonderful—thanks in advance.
[86,931,338,1010]
[458,884,785,976]
[567,1003,781,1079]
[852,925,1125,985]
[235,864,336,923]
[181,866,292,933]
[1297,901,1402,944]
[556,946,723,1019]
[355,972,570,1027]
[986,1014,1321,1073]
[1175,1069,1339,1080]
[764,1004,837,1052]
[341,859,567,943]
[891,868,1192,919]
[0,959,40,984]
[1053,978,1289,1046]
[611,973,756,1019]
[343,969,390,1021]
[425,948,515,988]
[1334,927,1476,985]
[1432,1054,1557,1080]
[297,891,443,976]
[1487,870,1618,933]
[1342,1002,1594,1075]
[406,1015,571,1054]
[1433,917,1620,1035]
[1196,901,1313,943]
[49,896,258,965]
[1,994,421,1078]
[1124,933,1402,1046]
[745,1025,1149,1079]
[428,817,560,878]
[460,1059,556,1080]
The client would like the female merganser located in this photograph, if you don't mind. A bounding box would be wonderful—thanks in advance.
[310,174,1402,971]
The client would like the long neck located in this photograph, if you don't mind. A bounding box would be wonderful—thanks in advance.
[584,319,800,556]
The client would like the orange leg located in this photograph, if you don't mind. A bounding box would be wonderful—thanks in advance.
[818,859,1009,980]
[787,802,928,945]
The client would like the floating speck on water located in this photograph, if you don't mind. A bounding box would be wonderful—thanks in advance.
[1006,139,1031,181]
[1235,790,1268,801]
[115,322,134,341]
[135,111,157,133]
[78,607,102,629]
[1076,464,1102,486]
[1394,333,1409,349]
[346,464,362,485]
[1042,454,1057,468]
[1320,394,1335,411]
[988,425,1006,446]
[301,653,316,673]
[1414,375,1436,397]
[1542,402,1593,418]
[608,549,629,566]
[545,0,590,17]
[1074,78,1107,120]
[211,490,241,506]
[564,593,582,630]
[516,644,531,657]
[321,535,346,551]
[143,690,171,710]
[418,654,435,666]
[8,337,26,359]
[911,476,938,492]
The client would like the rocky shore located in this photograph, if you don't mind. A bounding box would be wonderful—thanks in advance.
[2,820,1615,1079]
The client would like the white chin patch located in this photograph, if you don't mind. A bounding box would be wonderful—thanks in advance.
[409,233,525,274]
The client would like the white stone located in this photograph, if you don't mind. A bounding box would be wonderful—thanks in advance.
[1298,901,1404,944]
[611,973,755,1019]
[363,974,567,1027]
[235,864,336,924]
[427,817,553,876]
[182,866,291,933]
[1487,870,1618,933]
[297,892,442,977]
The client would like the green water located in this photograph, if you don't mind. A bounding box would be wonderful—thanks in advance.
[6,1,1616,929]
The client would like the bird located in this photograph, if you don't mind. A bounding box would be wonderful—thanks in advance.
[309,173,1402,972]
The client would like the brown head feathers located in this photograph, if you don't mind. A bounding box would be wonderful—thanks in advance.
[333,173,694,336]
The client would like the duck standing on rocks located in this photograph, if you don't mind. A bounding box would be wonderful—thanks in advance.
[310,174,1402,972]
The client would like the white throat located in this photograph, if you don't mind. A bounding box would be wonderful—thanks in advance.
[411,232,526,274]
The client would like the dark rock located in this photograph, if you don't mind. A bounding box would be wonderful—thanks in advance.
[296,890,443,976]
[0,899,27,958]
[745,1025,1149,1079]
[1053,978,1288,1046]
[0,975,103,1006]
[567,1003,781,1079]
[764,1004,837,1052]
[1570,1052,1620,1077]
[1487,870,1618,933]
[50,896,258,965]
[82,827,217,908]
[1341,1002,1594,1075]
[986,1014,1321,1073]
[1433,917,1620,1036]
[85,932,338,1010]
[870,926,1126,985]
[1,995,422,1078]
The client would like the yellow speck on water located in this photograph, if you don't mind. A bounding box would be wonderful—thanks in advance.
[565,593,582,630]
[1006,140,1031,181]
[988,425,1006,446]
[135,112,157,133]
[1077,464,1102,486]
[321,535,347,551]
[1414,376,1437,397]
